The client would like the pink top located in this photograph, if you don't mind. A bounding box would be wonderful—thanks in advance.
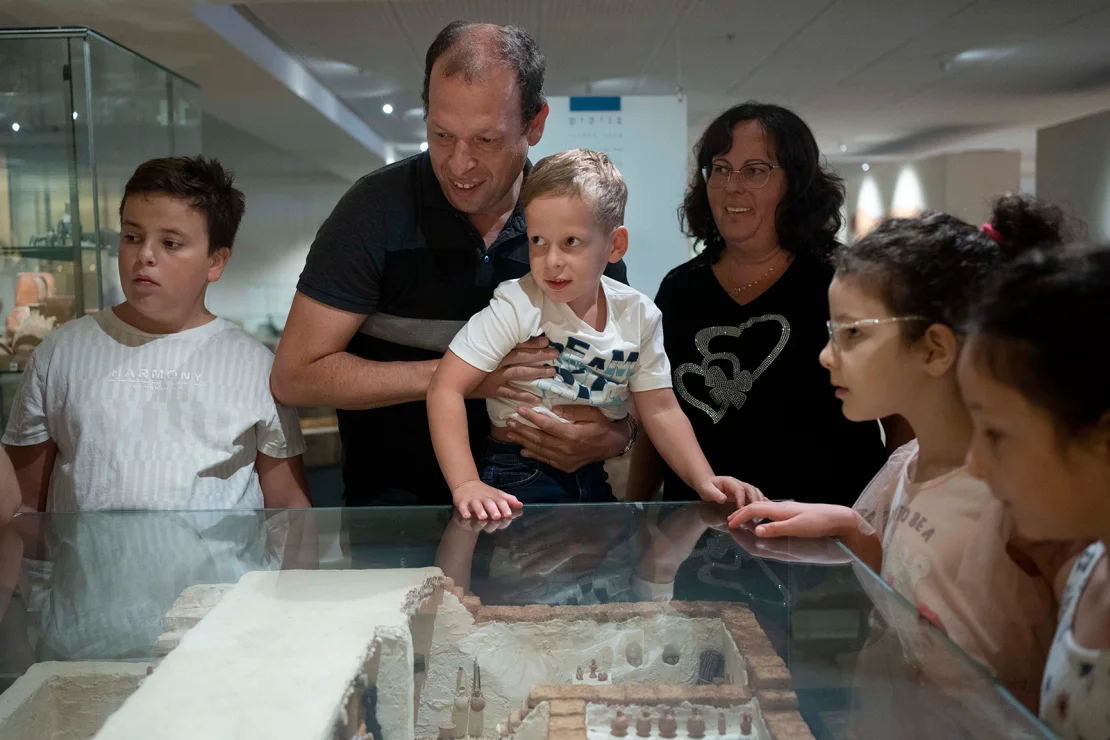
[854,441,1055,702]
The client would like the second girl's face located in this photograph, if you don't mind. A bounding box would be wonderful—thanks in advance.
[959,340,1110,541]
[819,276,926,422]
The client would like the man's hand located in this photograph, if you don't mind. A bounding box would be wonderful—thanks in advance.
[469,337,558,404]
[695,476,765,507]
[452,480,523,521]
[505,405,629,473]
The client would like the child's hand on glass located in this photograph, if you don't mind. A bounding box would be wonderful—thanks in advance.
[694,476,765,507]
[451,480,523,521]
[727,501,856,539]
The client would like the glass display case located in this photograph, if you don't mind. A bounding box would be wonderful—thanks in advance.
[0,27,201,419]
[0,504,1052,739]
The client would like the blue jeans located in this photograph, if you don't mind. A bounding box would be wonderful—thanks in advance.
[479,438,616,504]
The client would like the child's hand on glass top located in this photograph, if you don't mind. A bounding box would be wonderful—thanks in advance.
[695,475,766,508]
[451,480,523,521]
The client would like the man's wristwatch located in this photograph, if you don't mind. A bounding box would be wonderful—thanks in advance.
[617,415,639,457]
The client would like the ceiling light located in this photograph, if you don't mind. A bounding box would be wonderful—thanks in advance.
[861,163,870,172]
[839,144,848,153]
[419,141,428,152]
[382,103,393,115]
[11,122,19,132]
[73,111,79,120]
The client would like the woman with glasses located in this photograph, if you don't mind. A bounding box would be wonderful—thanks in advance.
[627,102,888,506]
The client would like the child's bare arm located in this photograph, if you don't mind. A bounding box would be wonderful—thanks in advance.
[634,388,762,506]
[258,452,311,509]
[429,352,522,520]
[728,501,884,572]
[4,441,56,514]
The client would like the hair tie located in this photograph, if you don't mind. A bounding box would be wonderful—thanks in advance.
[981,223,1004,245]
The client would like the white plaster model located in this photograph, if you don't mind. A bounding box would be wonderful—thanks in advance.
[94,568,440,740]
[0,661,149,740]
[416,597,748,739]
[513,701,549,740]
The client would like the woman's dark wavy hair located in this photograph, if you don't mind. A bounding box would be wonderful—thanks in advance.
[680,101,845,262]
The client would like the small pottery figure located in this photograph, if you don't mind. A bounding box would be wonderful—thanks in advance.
[625,642,643,668]
[452,666,470,735]
[636,710,652,738]
[509,710,522,731]
[717,710,726,735]
[439,723,457,740]
[597,670,608,682]
[576,666,584,681]
[740,713,752,736]
[610,709,629,738]
[658,709,677,739]
[589,659,598,678]
[662,644,680,665]
[687,709,705,739]
[469,661,485,738]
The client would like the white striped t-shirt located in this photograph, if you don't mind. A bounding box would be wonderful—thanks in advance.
[2,308,305,512]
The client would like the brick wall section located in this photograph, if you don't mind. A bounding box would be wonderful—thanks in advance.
[453,592,814,740]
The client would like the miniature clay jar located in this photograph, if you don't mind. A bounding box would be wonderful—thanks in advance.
[439,723,457,740]
[687,709,705,739]
[658,709,677,739]
[740,713,753,736]
[662,643,680,665]
[717,710,726,735]
[576,666,584,680]
[625,642,643,668]
[611,709,629,737]
[589,659,598,678]
[597,670,608,682]
[636,710,652,738]
[471,694,486,712]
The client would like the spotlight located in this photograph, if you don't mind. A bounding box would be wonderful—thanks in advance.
[839,144,847,152]
[420,141,428,152]
[861,163,870,172]
[382,103,394,115]
[11,122,19,132]
[73,111,79,120]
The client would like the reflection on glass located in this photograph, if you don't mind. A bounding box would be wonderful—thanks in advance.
[0,505,1053,738]
[0,28,200,406]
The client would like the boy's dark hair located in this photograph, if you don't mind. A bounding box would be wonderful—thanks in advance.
[680,101,845,263]
[968,242,1110,437]
[834,194,1076,343]
[119,156,246,253]
[422,21,546,129]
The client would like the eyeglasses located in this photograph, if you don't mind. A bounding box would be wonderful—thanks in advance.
[703,162,783,190]
[826,316,931,349]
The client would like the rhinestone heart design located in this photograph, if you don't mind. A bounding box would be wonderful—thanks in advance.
[673,314,791,424]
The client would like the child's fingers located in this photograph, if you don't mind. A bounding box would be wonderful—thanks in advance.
[482,498,502,521]
[755,520,786,538]
[501,492,524,509]
[496,498,514,519]
[457,501,472,520]
[471,500,488,521]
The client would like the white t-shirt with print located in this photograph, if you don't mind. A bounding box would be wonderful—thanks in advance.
[449,275,672,427]
[2,309,306,512]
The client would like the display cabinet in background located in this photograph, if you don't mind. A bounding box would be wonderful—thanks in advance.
[0,27,201,422]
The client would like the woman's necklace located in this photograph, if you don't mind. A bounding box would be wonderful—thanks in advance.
[728,250,792,296]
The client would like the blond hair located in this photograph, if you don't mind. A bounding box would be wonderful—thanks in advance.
[520,149,627,233]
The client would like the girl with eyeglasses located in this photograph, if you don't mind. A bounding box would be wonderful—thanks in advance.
[731,194,1083,709]
[958,242,1110,738]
